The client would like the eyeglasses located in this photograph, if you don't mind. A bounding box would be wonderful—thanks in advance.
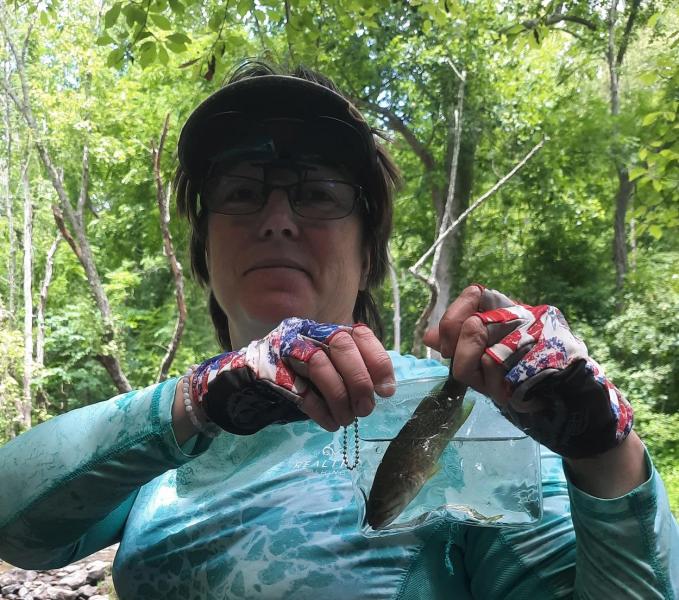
[201,174,365,220]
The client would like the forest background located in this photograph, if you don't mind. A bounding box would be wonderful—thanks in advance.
[0,0,677,516]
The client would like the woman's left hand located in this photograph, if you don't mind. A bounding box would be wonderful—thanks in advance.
[423,284,634,460]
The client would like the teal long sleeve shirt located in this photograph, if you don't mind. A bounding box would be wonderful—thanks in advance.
[1,352,677,599]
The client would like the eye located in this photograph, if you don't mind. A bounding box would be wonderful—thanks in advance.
[226,181,259,202]
[207,177,264,214]
[298,181,340,206]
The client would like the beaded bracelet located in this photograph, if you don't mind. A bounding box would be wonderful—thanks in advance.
[182,366,220,438]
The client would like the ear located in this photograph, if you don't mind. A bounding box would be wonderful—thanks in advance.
[359,249,371,291]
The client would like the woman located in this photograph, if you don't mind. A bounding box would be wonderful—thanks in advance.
[1,61,676,599]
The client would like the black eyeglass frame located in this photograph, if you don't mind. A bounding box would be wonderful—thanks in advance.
[201,173,368,221]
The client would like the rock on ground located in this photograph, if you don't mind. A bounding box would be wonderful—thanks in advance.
[0,545,118,600]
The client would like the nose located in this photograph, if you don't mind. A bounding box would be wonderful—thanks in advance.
[256,187,300,239]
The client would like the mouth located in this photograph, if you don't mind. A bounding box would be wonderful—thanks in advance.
[244,260,309,276]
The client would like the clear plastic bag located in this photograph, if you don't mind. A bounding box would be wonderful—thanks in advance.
[352,376,543,537]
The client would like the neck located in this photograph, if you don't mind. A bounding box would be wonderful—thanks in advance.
[228,311,355,351]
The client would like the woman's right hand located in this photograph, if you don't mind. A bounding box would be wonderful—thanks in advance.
[191,318,395,435]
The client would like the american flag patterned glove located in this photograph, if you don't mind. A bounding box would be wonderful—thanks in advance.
[476,288,633,459]
[192,318,349,435]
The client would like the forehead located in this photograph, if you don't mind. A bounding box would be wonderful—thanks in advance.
[213,160,353,180]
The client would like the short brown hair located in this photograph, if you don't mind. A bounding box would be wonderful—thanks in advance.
[175,59,400,349]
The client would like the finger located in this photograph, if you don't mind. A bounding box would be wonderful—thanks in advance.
[437,285,484,358]
[478,288,517,311]
[451,315,489,393]
[350,325,396,398]
[481,353,511,407]
[306,349,356,426]
[486,321,522,347]
[298,387,339,432]
[327,330,376,418]
[422,326,441,351]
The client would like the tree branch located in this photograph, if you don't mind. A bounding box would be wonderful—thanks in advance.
[21,151,33,430]
[357,100,435,171]
[411,138,545,274]
[607,0,620,116]
[520,13,597,32]
[387,248,401,352]
[152,114,187,382]
[51,203,82,262]
[616,0,641,68]
[77,144,89,225]
[35,232,61,367]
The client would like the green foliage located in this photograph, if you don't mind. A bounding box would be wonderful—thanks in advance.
[573,252,679,513]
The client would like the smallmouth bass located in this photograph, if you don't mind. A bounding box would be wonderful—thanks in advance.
[366,376,473,530]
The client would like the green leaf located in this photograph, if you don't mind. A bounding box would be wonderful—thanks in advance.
[168,0,185,14]
[431,8,447,26]
[139,40,155,53]
[104,3,122,29]
[150,13,172,30]
[423,19,432,34]
[642,112,662,126]
[639,148,648,161]
[647,13,660,29]
[237,0,253,17]
[648,224,663,239]
[106,46,125,68]
[124,5,147,27]
[166,32,192,44]
[158,44,170,65]
[208,13,222,30]
[660,149,679,161]
[505,23,525,35]
[166,41,187,53]
[96,33,116,46]
[139,42,157,69]
[629,167,647,181]
[639,71,657,86]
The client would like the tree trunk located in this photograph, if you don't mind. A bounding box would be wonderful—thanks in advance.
[20,157,32,430]
[429,137,477,338]
[36,233,60,366]
[388,250,401,352]
[412,70,466,356]
[152,116,187,382]
[606,0,640,306]
[613,166,633,295]
[2,64,16,324]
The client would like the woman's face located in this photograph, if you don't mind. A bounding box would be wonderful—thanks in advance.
[205,160,369,348]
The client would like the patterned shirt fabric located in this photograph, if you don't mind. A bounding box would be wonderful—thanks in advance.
[0,352,677,599]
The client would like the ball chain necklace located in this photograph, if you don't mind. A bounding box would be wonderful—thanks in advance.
[342,418,360,470]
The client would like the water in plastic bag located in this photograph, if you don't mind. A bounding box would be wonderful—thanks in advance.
[353,376,542,536]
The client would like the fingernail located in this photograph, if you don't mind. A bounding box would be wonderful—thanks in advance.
[374,379,396,397]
